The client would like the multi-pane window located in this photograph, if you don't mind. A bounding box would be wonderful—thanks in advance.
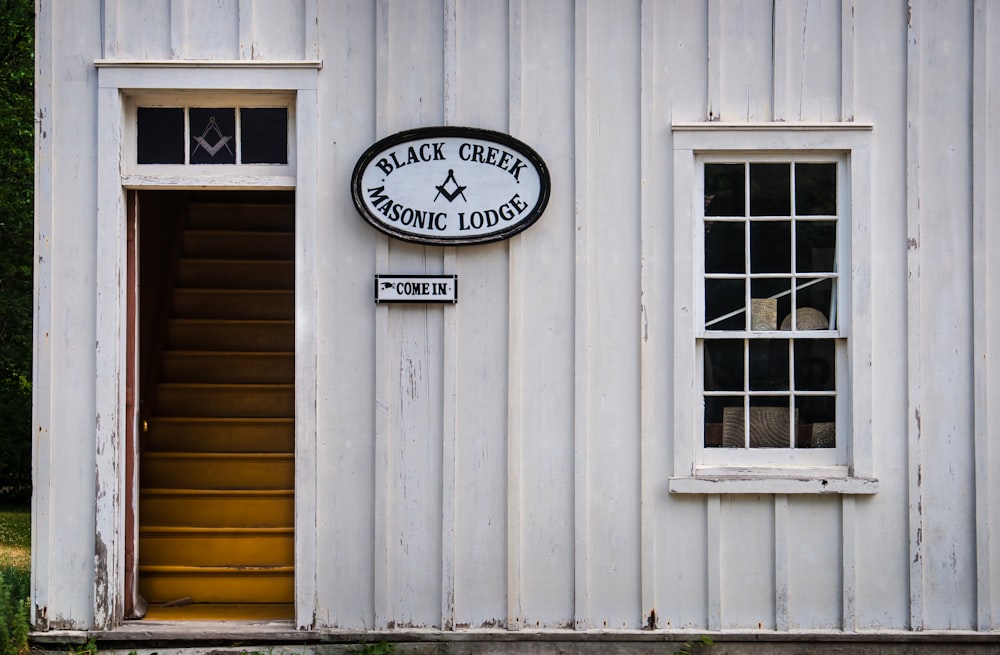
[670,125,874,493]
[700,159,843,452]
[136,105,289,165]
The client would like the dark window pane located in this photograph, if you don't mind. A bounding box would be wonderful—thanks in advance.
[705,220,745,274]
[705,339,744,391]
[137,107,184,164]
[705,278,745,330]
[794,339,836,391]
[795,396,836,448]
[190,108,236,164]
[790,278,834,330]
[705,164,745,216]
[796,221,837,273]
[749,339,789,391]
[241,107,288,164]
[750,163,791,216]
[750,220,791,273]
[706,396,743,447]
[795,163,837,215]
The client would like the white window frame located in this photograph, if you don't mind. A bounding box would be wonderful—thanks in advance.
[92,60,321,629]
[125,91,298,181]
[669,123,877,495]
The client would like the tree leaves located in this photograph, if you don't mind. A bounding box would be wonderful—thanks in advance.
[0,0,34,490]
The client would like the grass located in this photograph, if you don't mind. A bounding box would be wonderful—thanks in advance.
[0,502,30,655]
[0,507,29,572]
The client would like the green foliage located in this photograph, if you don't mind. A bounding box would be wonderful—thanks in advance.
[674,635,714,655]
[0,0,34,492]
[0,566,30,655]
[70,638,97,655]
[352,642,394,655]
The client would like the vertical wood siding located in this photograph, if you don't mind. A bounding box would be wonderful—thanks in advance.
[32,0,1000,634]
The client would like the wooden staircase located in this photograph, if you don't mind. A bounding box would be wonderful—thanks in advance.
[139,201,295,621]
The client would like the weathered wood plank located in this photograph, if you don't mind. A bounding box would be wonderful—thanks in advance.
[513,0,577,629]
[449,0,511,630]
[717,0,773,121]
[973,0,1000,632]
[382,0,446,630]
[311,0,379,628]
[721,496,775,629]
[578,0,643,629]
[915,0,977,630]
[905,0,926,632]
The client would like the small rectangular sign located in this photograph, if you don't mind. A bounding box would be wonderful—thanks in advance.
[375,275,458,304]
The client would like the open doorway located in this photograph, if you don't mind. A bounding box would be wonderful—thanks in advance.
[128,190,296,621]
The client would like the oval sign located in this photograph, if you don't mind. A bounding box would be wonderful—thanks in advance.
[351,126,550,246]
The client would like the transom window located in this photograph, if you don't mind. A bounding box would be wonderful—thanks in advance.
[702,159,842,452]
[121,92,297,186]
[137,105,289,165]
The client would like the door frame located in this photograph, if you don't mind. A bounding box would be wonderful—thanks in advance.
[94,61,320,629]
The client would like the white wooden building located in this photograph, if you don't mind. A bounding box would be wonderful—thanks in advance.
[31,0,1000,652]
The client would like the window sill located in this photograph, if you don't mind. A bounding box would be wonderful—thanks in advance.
[668,475,878,495]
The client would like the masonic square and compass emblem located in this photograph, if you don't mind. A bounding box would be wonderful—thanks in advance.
[190,108,236,164]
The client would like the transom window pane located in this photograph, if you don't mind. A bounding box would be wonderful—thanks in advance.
[189,108,236,164]
[702,159,840,450]
[137,107,185,164]
[241,107,289,164]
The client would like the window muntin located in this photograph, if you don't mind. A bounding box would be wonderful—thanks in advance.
[697,154,848,468]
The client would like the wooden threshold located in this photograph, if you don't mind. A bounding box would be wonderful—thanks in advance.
[142,602,294,622]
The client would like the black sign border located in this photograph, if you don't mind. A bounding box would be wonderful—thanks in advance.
[374,274,459,304]
[351,126,551,246]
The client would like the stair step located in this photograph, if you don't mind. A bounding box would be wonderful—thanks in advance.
[155,383,294,418]
[176,259,294,290]
[139,527,293,567]
[138,565,293,604]
[187,202,295,231]
[141,489,293,528]
[142,603,294,621]
[142,453,294,489]
[166,319,294,351]
[172,289,294,320]
[144,418,294,453]
[161,351,295,384]
[182,230,294,260]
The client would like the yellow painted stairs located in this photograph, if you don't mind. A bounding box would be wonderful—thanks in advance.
[139,201,295,621]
